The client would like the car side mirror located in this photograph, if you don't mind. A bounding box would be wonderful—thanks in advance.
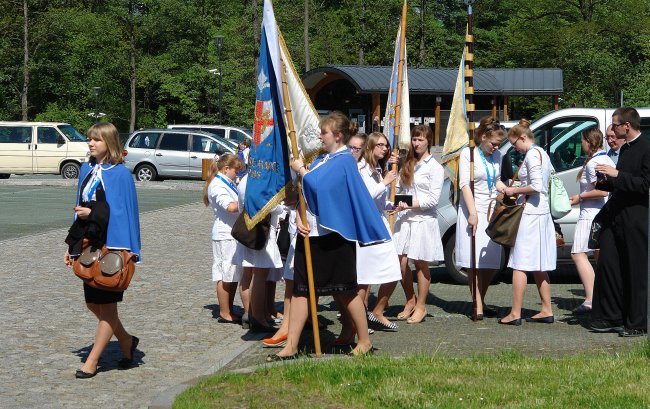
[57,135,65,145]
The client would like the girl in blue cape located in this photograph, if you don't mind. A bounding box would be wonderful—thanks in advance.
[266,112,390,361]
[64,123,141,378]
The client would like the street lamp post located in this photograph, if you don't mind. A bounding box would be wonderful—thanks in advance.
[215,35,224,125]
[93,87,101,123]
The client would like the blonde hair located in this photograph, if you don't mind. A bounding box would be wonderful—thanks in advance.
[363,132,391,175]
[320,111,359,144]
[475,116,505,145]
[202,154,244,206]
[507,118,534,141]
[400,125,433,187]
[87,123,123,164]
[576,128,604,181]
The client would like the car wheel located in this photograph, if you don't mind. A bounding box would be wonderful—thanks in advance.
[443,231,468,284]
[61,162,80,179]
[0,174,10,179]
[135,164,157,182]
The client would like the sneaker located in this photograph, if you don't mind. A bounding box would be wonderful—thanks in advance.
[590,319,623,333]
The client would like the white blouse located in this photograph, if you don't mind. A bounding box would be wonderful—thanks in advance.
[208,173,240,240]
[578,151,614,220]
[516,147,552,215]
[358,158,390,214]
[396,155,445,222]
[458,146,502,213]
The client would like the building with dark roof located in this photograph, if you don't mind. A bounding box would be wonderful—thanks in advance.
[301,65,563,145]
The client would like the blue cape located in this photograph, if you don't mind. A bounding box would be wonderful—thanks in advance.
[77,162,141,261]
[303,150,390,245]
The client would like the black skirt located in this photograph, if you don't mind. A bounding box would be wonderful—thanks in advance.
[83,283,124,304]
[294,232,357,296]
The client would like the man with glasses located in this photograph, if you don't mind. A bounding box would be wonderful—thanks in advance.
[591,107,650,337]
[605,124,625,165]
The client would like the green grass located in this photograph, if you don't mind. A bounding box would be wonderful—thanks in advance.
[174,343,650,409]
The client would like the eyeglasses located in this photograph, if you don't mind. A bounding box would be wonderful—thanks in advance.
[375,143,388,148]
[611,122,625,129]
[347,145,362,152]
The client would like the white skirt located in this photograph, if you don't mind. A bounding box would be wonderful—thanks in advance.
[232,227,283,268]
[507,212,556,272]
[356,240,402,285]
[267,267,284,282]
[393,216,444,262]
[572,218,596,254]
[212,239,242,282]
[455,207,503,269]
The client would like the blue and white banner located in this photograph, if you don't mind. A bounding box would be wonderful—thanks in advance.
[243,0,292,228]
[383,22,410,151]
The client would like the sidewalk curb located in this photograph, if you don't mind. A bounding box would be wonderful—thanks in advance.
[148,339,256,409]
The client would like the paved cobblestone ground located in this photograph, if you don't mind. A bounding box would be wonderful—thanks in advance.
[0,200,255,409]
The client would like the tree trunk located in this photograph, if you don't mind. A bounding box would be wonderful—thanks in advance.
[252,0,259,75]
[419,0,426,65]
[129,33,136,133]
[303,0,310,72]
[21,0,29,121]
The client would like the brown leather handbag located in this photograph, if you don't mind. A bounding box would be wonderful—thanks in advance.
[485,160,527,248]
[73,239,136,292]
[231,210,271,250]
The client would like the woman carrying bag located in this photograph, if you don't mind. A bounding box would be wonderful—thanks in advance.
[64,122,141,378]
[499,119,556,326]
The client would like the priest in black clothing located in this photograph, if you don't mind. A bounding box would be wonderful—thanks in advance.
[591,107,650,337]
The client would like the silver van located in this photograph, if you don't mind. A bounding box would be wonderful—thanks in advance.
[437,107,650,283]
[123,129,236,181]
[0,122,89,179]
[167,124,252,145]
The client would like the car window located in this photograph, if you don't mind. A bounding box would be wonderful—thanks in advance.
[157,133,189,151]
[200,127,226,138]
[58,124,87,141]
[641,117,650,140]
[192,135,228,155]
[506,117,598,175]
[229,130,249,144]
[37,127,59,144]
[0,126,31,143]
[129,132,160,149]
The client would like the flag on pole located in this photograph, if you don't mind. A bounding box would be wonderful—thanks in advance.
[278,32,322,164]
[243,0,292,228]
[383,23,411,151]
[441,47,469,206]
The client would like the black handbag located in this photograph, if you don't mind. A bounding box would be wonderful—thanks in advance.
[231,210,271,250]
[587,205,607,250]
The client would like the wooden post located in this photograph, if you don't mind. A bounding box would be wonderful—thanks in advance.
[434,96,441,146]
[491,97,497,119]
[553,95,559,110]
[503,96,509,121]
[466,4,478,322]
[372,93,381,131]
[201,158,212,181]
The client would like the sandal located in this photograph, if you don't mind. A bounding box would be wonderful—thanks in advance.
[396,306,416,321]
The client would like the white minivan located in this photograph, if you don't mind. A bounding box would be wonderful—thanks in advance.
[0,122,89,179]
[167,124,252,145]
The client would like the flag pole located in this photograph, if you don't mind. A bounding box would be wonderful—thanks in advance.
[280,56,322,357]
[388,0,408,232]
[465,0,478,321]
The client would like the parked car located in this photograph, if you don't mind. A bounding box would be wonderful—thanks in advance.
[167,124,252,145]
[0,121,89,179]
[437,107,650,283]
[122,129,236,181]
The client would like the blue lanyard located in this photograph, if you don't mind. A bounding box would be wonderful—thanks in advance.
[216,174,238,195]
[477,147,496,192]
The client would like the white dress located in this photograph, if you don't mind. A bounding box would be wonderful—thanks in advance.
[571,151,614,254]
[507,147,556,272]
[393,155,445,262]
[207,173,243,283]
[231,175,284,269]
[455,147,503,269]
[355,159,402,285]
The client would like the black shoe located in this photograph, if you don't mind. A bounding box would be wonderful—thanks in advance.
[482,307,498,318]
[525,315,555,324]
[241,313,250,329]
[590,319,623,333]
[75,369,97,379]
[217,316,242,324]
[266,353,298,362]
[497,317,522,326]
[474,314,484,321]
[249,317,278,333]
[619,328,647,337]
[118,335,140,369]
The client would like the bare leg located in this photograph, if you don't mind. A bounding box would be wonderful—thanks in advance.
[364,285,371,307]
[80,303,131,373]
[572,252,594,302]
[216,280,235,320]
[239,267,253,315]
[266,280,279,320]
[274,295,308,357]
[334,294,356,341]
[357,284,369,308]
[267,280,293,340]
[398,255,416,318]
[531,271,553,318]
[225,282,239,318]
[475,269,497,315]
[502,269,527,321]
[371,281,398,325]
[338,294,372,355]
[407,260,431,323]
[250,267,270,323]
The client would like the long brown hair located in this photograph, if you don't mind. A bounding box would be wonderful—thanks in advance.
[87,123,123,164]
[400,125,433,187]
[576,128,604,181]
[202,154,244,206]
[363,132,390,175]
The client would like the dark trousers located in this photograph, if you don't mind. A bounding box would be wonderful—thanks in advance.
[592,226,623,325]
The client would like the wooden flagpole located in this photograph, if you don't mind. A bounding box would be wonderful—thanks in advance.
[465,1,479,321]
[388,0,408,232]
[280,56,322,357]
